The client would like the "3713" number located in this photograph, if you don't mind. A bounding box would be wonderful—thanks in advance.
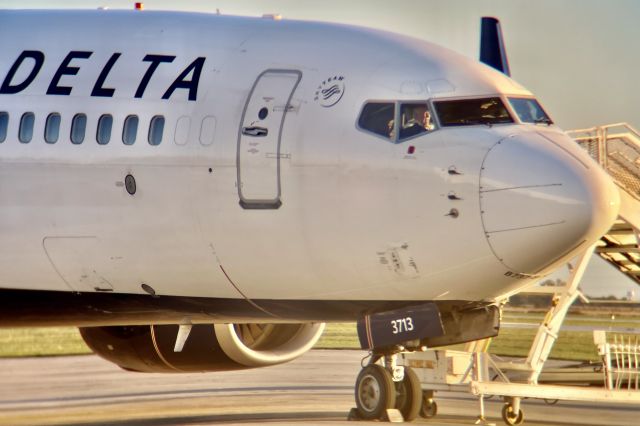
[390,317,414,334]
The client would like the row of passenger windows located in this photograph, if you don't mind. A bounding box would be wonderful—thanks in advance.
[0,112,165,146]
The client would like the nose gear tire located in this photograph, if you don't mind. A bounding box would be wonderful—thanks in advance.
[355,364,396,420]
[394,367,422,421]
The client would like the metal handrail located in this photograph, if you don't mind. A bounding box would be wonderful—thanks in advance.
[601,122,640,135]
[569,123,640,200]
[595,331,640,391]
[567,126,600,136]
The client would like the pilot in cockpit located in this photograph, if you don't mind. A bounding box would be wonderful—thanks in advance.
[399,104,434,139]
[422,110,435,131]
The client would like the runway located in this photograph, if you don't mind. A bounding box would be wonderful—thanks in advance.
[0,350,638,426]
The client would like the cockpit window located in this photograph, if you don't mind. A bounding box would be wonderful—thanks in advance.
[508,97,553,125]
[433,97,513,127]
[399,103,435,141]
[358,102,395,140]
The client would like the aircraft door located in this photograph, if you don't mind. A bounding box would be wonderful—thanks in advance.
[237,70,301,209]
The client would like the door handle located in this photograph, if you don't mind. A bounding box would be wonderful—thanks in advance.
[242,126,268,137]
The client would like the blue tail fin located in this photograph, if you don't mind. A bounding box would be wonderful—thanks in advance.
[480,17,511,76]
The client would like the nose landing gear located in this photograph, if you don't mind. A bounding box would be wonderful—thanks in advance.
[352,351,423,422]
[394,366,422,421]
[354,364,396,420]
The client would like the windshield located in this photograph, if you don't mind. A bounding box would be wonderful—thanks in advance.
[358,102,395,140]
[399,103,435,140]
[433,97,513,127]
[508,97,553,124]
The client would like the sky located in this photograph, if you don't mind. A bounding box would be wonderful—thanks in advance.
[1,0,638,298]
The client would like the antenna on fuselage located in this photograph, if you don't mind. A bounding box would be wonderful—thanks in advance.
[479,17,511,76]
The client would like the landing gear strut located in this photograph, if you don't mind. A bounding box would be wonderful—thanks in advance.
[353,351,422,422]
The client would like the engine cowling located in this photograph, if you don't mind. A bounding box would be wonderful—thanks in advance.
[79,322,325,373]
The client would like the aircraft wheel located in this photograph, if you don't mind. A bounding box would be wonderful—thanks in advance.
[394,367,422,421]
[420,392,438,418]
[355,364,396,420]
[501,403,524,425]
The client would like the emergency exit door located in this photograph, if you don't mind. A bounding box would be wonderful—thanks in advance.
[237,69,301,209]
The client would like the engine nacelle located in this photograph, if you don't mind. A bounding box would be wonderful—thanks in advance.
[79,322,325,373]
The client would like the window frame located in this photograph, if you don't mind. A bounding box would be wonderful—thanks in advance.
[96,114,113,145]
[506,95,554,125]
[122,115,139,145]
[148,115,165,146]
[397,101,438,143]
[431,94,515,128]
[355,100,399,143]
[356,99,442,144]
[70,113,87,145]
[44,112,61,144]
[0,111,8,143]
[19,112,35,144]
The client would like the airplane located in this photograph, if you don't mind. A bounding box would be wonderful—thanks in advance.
[0,8,620,422]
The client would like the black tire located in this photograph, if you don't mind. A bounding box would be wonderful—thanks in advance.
[420,392,438,418]
[501,403,524,426]
[355,364,396,420]
[395,367,422,421]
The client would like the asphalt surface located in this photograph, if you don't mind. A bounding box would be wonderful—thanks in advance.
[0,350,638,426]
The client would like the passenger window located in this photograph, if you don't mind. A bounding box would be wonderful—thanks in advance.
[122,115,138,145]
[97,114,113,145]
[71,113,87,144]
[45,113,61,144]
[174,116,190,146]
[200,116,216,146]
[358,102,395,140]
[19,112,35,143]
[148,115,165,146]
[0,112,8,143]
[399,103,435,140]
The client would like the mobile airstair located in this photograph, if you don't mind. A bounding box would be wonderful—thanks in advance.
[401,123,640,425]
[570,123,640,281]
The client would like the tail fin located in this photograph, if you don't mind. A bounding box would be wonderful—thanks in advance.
[480,17,511,76]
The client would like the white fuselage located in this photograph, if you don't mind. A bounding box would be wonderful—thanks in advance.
[0,10,619,324]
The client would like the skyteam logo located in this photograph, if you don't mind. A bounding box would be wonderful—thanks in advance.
[314,75,345,107]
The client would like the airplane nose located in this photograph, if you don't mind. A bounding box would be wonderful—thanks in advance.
[480,132,619,275]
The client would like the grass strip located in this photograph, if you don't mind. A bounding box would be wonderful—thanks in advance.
[0,318,624,362]
[0,327,91,357]
[315,322,602,361]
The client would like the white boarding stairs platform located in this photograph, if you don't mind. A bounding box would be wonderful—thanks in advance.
[569,123,640,282]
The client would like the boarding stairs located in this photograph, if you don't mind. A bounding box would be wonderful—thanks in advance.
[568,123,640,284]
